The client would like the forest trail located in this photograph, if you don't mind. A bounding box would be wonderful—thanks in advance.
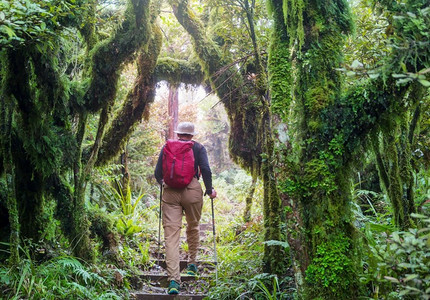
[132,223,216,299]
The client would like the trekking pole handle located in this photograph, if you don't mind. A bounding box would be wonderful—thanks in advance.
[206,188,217,199]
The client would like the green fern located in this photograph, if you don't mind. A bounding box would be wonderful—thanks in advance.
[0,253,122,299]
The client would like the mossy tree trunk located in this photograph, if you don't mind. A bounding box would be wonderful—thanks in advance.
[0,62,19,264]
[168,85,179,139]
[0,0,162,261]
[4,48,52,242]
[268,0,429,297]
[72,0,161,260]
[243,173,257,223]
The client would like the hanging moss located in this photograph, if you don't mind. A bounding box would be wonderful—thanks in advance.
[49,175,74,239]
[0,55,20,264]
[268,0,292,122]
[243,174,257,223]
[282,0,305,49]
[78,0,98,50]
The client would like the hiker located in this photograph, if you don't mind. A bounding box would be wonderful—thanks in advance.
[154,121,217,295]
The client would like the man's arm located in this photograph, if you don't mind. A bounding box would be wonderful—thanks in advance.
[154,148,164,185]
[198,145,214,195]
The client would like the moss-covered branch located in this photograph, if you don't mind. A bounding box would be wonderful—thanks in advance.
[96,26,162,166]
[83,0,152,112]
[155,57,204,85]
[169,0,262,175]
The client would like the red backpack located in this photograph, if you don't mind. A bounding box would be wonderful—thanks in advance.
[162,140,195,188]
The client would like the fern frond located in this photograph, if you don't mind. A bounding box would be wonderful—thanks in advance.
[55,256,84,270]
[95,291,121,300]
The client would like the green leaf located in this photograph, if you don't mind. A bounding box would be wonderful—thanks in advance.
[418,79,430,87]
[40,22,46,30]
[396,78,413,85]
[0,25,16,38]
[351,59,363,69]
[418,68,430,74]
[404,274,419,282]
[398,263,419,269]
[411,213,427,219]
[384,276,400,283]
[392,232,401,243]
[263,240,290,249]
[368,223,393,233]
[404,286,421,292]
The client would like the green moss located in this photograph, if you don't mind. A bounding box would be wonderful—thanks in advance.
[155,57,204,85]
[282,0,305,49]
[306,234,356,298]
[272,0,428,297]
[268,0,292,121]
[84,0,152,112]
[96,25,162,167]
[50,175,74,238]
[171,0,265,175]
[88,208,119,263]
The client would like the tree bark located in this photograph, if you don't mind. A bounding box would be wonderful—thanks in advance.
[168,85,179,139]
[243,173,257,223]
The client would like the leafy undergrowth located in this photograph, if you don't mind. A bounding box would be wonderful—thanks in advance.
[0,169,296,299]
[360,212,430,300]
[354,173,430,299]
[0,248,129,299]
[206,217,296,300]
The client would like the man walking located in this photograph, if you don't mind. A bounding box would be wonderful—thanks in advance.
[154,122,217,295]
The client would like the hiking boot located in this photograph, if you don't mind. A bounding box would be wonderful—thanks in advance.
[186,263,198,276]
[168,280,180,294]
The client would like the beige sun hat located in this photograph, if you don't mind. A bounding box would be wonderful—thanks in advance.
[174,122,197,135]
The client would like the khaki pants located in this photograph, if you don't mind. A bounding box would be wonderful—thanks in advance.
[162,177,203,282]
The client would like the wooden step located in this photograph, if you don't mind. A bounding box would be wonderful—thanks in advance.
[198,223,213,231]
[152,260,216,270]
[134,293,206,300]
[141,273,210,283]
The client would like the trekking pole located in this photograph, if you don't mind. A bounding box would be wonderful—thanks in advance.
[210,196,218,284]
[157,183,162,265]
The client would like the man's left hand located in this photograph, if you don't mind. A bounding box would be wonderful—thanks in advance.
[208,188,217,199]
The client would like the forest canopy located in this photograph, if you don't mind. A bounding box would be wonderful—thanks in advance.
[1,0,429,299]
